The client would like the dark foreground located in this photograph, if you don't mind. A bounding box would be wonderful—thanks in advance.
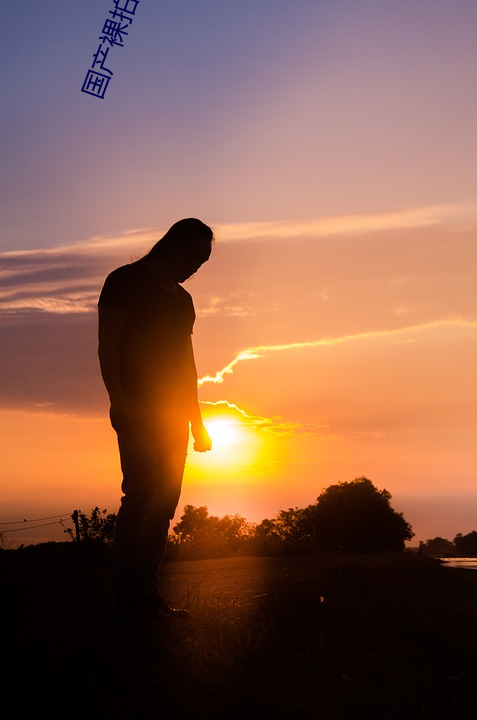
[3,552,477,719]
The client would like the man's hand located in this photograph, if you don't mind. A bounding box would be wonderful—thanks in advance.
[192,422,212,452]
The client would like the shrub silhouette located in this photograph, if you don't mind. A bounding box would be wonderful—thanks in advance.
[63,507,117,544]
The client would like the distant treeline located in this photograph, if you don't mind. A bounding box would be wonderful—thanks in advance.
[419,533,477,557]
[48,477,416,560]
[168,476,413,559]
[5,478,475,562]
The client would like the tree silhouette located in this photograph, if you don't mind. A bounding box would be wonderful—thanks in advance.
[172,505,210,544]
[171,505,254,559]
[55,479,414,561]
[418,537,455,554]
[454,531,477,556]
[303,477,414,552]
[253,508,317,554]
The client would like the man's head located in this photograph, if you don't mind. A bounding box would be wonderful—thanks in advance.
[147,218,214,282]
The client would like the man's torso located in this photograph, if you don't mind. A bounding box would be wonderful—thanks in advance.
[99,259,196,407]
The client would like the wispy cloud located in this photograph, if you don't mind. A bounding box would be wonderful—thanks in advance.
[0,295,97,315]
[1,210,476,416]
[0,234,151,316]
[198,318,477,386]
[215,205,460,242]
[198,293,257,318]
[200,399,330,437]
[0,204,463,315]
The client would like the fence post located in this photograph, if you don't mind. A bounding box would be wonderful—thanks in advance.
[72,510,81,542]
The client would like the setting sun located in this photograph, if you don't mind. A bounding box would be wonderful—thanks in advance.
[188,409,265,482]
[207,419,240,447]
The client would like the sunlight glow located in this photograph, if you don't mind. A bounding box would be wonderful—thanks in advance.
[188,412,264,477]
[207,419,240,447]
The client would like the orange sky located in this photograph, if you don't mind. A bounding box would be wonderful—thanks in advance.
[1,3,477,547]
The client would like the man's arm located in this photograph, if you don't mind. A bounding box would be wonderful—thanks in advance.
[184,335,212,452]
[98,305,130,426]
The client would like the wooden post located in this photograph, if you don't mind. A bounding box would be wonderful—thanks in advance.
[72,510,81,542]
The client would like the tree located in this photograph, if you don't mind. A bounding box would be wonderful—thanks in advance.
[172,505,211,544]
[254,508,302,542]
[252,508,315,555]
[171,505,254,559]
[418,537,455,555]
[304,477,414,552]
[454,531,477,556]
[253,518,283,549]
[216,514,255,552]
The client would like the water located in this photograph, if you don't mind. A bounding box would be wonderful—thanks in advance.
[439,557,477,570]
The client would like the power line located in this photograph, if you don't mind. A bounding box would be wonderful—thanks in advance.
[2,520,67,534]
[0,513,71,526]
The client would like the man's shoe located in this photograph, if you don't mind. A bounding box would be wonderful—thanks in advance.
[151,595,189,619]
[113,594,189,625]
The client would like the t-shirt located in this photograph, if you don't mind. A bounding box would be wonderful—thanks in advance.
[98,258,196,409]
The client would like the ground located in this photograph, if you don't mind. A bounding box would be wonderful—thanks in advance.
[3,551,477,718]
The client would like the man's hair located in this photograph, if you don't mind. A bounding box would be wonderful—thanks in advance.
[148,218,214,259]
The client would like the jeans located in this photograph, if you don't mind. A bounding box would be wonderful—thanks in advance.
[112,407,189,607]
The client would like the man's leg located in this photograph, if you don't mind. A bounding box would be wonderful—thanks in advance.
[142,422,189,599]
[113,422,159,616]
[113,414,189,619]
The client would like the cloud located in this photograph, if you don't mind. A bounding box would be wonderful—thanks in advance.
[1,208,476,416]
[0,293,98,315]
[198,293,257,318]
[0,312,103,413]
[200,399,330,438]
[215,205,460,243]
[0,228,165,316]
[198,318,477,386]
[198,351,262,385]
[0,204,464,316]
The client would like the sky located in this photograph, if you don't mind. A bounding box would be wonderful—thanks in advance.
[1,0,477,547]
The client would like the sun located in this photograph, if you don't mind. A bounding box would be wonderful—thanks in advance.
[188,411,264,477]
[207,419,240,448]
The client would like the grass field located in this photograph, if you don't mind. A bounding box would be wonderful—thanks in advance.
[3,551,477,718]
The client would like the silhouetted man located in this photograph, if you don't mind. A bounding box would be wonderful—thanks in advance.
[98,218,213,623]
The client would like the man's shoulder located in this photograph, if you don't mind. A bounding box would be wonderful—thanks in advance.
[107,259,144,282]
[99,260,145,307]
[104,260,148,289]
